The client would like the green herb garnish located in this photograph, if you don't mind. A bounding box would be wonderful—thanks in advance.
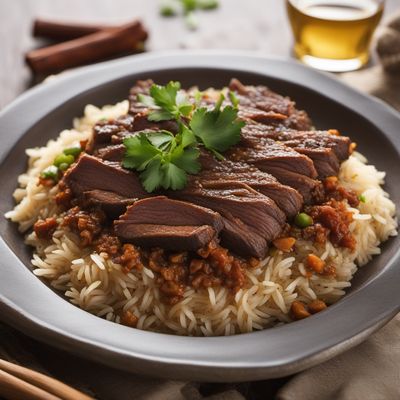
[358,194,366,203]
[123,127,200,192]
[123,81,243,192]
[190,93,244,158]
[140,81,193,122]
[159,0,219,30]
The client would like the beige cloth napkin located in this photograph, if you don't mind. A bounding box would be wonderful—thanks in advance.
[1,11,400,400]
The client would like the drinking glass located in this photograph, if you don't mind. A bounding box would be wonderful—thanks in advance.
[286,0,385,72]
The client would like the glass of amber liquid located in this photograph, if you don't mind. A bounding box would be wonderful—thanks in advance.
[286,0,384,72]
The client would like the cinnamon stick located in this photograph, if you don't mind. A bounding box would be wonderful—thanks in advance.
[33,18,111,41]
[26,20,148,75]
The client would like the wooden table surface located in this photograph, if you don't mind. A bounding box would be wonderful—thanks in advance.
[0,1,399,399]
[1,0,398,109]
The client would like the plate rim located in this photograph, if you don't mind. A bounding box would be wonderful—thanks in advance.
[1,50,399,381]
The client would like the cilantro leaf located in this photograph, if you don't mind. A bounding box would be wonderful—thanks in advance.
[140,157,163,192]
[171,146,201,174]
[144,81,193,121]
[146,131,174,149]
[122,135,161,170]
[137,93,156,107]
[150,81,180,113]
[179,124,197,148]
[161,162,187,190]
[124,81,244,193]
[190,95,244,152]
[148,110,175,122]
[229,90,239,108]
[178,104,193,117]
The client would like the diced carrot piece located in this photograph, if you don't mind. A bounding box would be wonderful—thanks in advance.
[120,310,138,327]
[273,237,296,252]
[324,176,338,191]
[290,301,311,320]
[349,142,357,153]
[306,254,325,274]
[308,299,327,314]
[328,129,340,136]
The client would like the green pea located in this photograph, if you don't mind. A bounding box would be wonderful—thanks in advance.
[294,212,313,228]
[58,163,70,171]
[54,154,74,168]
[358,194,366,203]
[63,146,82,158]
[40,165,59,180]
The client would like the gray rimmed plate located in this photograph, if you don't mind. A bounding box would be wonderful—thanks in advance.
[0,51,399,382]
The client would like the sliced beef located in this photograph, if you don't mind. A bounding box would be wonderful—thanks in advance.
[257,166,320,203]
[129,79,154,115]
[229,78,313,130]
[241,132,339,178]
[229,136,317,178]
[172,181,285,244]
[115,196,223,232]
[220,213,268,259]
[88,114,135,153]
[240,125,351,177]
[63,154,149,199]
[238,106,288,125]
[83,190,136,218]
[282,110,313,131]
[96,144,125,161]
[116,223,215,251]
[198,164,302,219]
[130,112,179,133]
[242,125,351,161]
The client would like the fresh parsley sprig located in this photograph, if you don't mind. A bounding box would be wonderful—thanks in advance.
[137,81,193,122]
[123,81,243,192]
[123,127,200,192]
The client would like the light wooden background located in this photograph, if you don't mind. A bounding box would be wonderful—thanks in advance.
[1,0,398,109]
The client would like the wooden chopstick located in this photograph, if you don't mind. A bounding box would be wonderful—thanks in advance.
[0,358,93,400]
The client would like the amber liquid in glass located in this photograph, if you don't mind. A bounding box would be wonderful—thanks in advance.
[287,0,384,71]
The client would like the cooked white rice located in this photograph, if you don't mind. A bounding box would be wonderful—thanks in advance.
[5,101,398,336]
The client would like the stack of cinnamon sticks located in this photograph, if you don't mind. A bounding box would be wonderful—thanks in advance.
[26,19,148,75]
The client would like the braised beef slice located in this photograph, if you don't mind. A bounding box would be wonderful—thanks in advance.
[96,144,125,161]
[129,79,154,114]
[241,125,351,177]
[233,127,318,178]
[171,180,285,242]
[275,130,351,161]
[258,166,321,203]
[220,213,268,259]
[116,224,215,251]
[241,133,339,178]
[229,78,313,130]
[238,106,288,125]
[130,113,179,133]
[63,154,149,199]
[199,164,303,219]
[115,196,223,232]
[88,114,135,153]
[83,190,136,218]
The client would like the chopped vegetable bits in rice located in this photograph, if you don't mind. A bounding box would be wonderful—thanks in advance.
[5,93,397,336]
